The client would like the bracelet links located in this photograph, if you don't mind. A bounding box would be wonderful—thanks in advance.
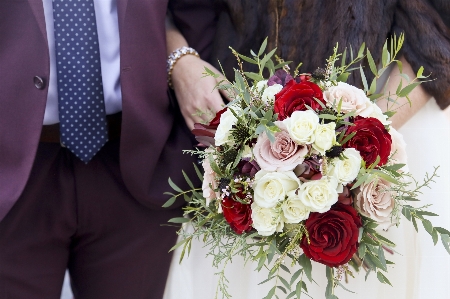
[167,46,199,89]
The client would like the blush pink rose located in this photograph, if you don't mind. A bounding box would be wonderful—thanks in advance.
[355,178,396,230]
[389,127,408,172]
[253,121,308,171]
[202,158,220,206]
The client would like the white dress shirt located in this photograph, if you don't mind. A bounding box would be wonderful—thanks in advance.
[42,0,122,125]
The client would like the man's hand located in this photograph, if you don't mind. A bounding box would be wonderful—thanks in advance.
[171,55,228,130]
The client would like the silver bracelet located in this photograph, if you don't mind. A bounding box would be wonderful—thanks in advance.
[167,46,199,89]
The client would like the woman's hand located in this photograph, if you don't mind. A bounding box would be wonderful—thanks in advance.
[171,56,228,130]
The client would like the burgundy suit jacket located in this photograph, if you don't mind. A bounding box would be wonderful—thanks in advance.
[0,0,216,221]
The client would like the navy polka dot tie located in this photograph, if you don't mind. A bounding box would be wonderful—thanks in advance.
[52,0,108,163]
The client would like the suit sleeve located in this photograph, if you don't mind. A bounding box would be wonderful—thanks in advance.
[168,0,217,61]
[393,0,450,109]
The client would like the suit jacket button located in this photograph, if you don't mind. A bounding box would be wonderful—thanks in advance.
[34,76,45,90]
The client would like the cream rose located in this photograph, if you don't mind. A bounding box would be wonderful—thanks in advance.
[298,177,339,213]
[253,170,301,208]
[214,108,238,146]
[328,148,362,185]
[262,84,283,103]
[389,127,408,172]
[283,110,319,144]
[323,82,370,113]
[355,178,396,230]
[251,203,284,236]
[358,101,391,125]
[202,157,220,207]
[312,122,336,155]
[253,121,308,171]
[282,191,311,223]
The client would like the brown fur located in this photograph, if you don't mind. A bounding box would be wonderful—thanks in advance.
[206,0,450,109]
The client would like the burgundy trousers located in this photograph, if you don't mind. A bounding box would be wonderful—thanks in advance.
[0,140,181,299]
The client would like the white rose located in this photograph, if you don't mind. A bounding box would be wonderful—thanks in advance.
[255,80,268,93]
[298,177,339,213]
[214,108,238,146]
[282,191,311,223]
[389,127,408,172]
[323,82,370,113]
[283,110,319,144]
[358,101,391,125]
[262,84,283,103]
[251,203,284,236]
[312,122,336,155]
[328,148,362,185]
[253,170,300,208]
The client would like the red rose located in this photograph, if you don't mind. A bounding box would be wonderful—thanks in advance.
[343,117,392,167]
[274,80,325,120]
[222,192,253,234]
[209,107,227,128]
[300,203,362,268]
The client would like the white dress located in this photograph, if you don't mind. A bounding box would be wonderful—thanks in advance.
[163,99,450,299]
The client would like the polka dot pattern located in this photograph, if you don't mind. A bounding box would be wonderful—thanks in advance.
[52,0,108,163]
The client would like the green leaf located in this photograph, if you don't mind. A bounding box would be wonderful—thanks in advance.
[336,72,350,82]
[435,227,450,236]
[341,48,347,67]
[366,251,386,271]
[280,264,291,274]
[258,38,268,56]
[258,274,275,285]
[432,229,439,245]
[373,234,396,247]
[417,66,424,78]
[168,217,190,224]
[286,291,296,299]
[162,196,177,208]
[168,177,183,193]
[169,237,190,252]
[290,268,303,286]
[296,280,303,299]
[383,164,407,172]
[319,114,338,120]
[398,82,421,97]
[340,131,356,146]
[298,254,313,282]
[396,59,403,73]
[411,216,419,232]
[274,61,292,69]
[244,72,264,81]
[367,49,378,76]
[382,41,389,67]
[193,163,203,182]
[279,276,291,292]
[182,170,194,189]
[416,211,439,217]
[378,246,387,270]
[377,271,393,286]
[260,48,277,70]
[441,234,450,254]
[402,206,412,221]
[422,219,434,235]
[357,42,366,58]
[351,173,369,190]
[238,53,258,64]
[277,286,287,294]
[369,78,377,95]
[358,243,366,259]
[264,286,276,299]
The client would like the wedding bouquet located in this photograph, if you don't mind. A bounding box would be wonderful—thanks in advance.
[164,34,450,299]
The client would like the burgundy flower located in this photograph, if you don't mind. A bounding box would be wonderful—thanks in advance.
[222,192,253,234]
[191,108,228,147]
[267,69,294,87]
[274,80,325,120]
[343,117,392,167]
[337,186,353,205]
[237,158,260,178]
[300,203,362,267]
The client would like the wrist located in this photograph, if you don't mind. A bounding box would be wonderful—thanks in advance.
[167,46,199,89]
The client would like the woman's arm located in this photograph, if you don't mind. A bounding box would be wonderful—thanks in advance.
[166,16,226,130]
[377,56,432,129]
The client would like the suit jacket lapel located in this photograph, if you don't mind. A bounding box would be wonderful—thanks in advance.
[27,0,47,40]
[117,0,130,35]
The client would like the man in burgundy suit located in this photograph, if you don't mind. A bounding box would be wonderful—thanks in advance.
[0,0,222,298]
